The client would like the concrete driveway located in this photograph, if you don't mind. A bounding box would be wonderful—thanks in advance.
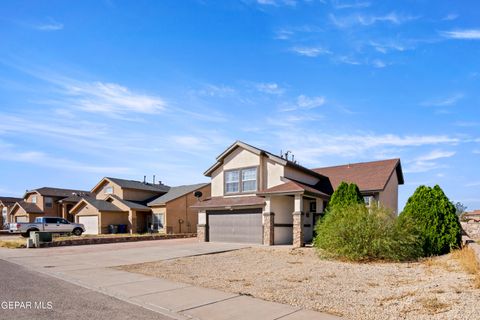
[0,238,340,320]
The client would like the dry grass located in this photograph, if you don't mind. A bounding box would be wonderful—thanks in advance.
[418,297,450,314]
[0,239,25,249]
[451,246,480,288]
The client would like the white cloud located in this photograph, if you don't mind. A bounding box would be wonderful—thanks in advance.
[421,93,464,107]
[291,46,331,57]
[330,12,419,28]
[334,55,361,65]
[33,18,64,31]
[442,13,459,21]
[415,150,456,162]
[256,0,297,6]
[442,29,480,40]
[465,181,480,187]
[332,1,371,9]
[372,59,387,68]
[369,41,408,53]
[281,95,326,111]
[64,81,167,115]
[256,82,285,95]
[404,150,455,173]
[196,84,236,97]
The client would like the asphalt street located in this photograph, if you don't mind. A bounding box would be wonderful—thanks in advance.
[0,259,173,320]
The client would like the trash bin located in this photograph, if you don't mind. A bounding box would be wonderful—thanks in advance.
[117,224,127,234]
[108,224,118,234]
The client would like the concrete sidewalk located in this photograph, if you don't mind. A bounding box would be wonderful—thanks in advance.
[42,266,340,320]
[0,239,341,320]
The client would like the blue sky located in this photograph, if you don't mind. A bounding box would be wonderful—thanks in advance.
[0,0,479,210]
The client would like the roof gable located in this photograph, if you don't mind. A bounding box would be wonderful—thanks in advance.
[148,183,209,206]
[91,177,170,194]
[313,159,404,192]
[204,141,325,180]
[24,187,90,199]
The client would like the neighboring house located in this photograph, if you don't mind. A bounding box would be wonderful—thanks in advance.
[70,177,210,235]
[9,187,90,223]
[313,158,404,214]
[0,196,22,226]
[148,183,210,234]
[193,141,404,247]
[462,210,480,222]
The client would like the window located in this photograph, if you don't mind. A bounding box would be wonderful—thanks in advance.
[364,196,373,206]
[225,167,258,194]
[104,186,113,194]
[225,170,240,193]
[58,218,70,224]
[241,168,257,192]
[44,218,57,224]
[31,195,37,203]
[45,197,53,208]
[309,201,317,213]
[153,213,164,231]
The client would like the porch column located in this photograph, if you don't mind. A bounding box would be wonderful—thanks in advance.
[197,210,207,242]
[62,204,68,220]
[262,197,274,245]
[129,210,137,234]
[293,194,304,248]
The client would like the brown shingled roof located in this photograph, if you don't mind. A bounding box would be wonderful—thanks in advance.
[191,196,265,209]
[312,159,403,192]
[13,201,43,214]
[26,187,91,198]
[0,197,22,205]
[258,180,330,198]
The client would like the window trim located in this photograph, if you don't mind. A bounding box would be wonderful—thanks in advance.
[224,166,259,195]
[104,186,114,195]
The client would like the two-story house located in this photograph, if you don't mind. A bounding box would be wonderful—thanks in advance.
[70,177,210,234]
[9,187,91,223]
[0,196,22,226]
[193,141,404,247]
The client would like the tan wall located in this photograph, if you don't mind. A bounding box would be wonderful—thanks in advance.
[165,184,211,233]
[284,166,319,185]
[266,159,285,189]
[122,189,159,202]
[271,195,294,245]
[74,202,100,217]
[26,192,43,209]
[211,148,261,197]
[94,181,124,200]
[378,172,399,214]
[42,196,63,217]
[100,212,129,234]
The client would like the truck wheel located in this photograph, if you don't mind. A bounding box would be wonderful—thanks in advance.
[72,228,83,236]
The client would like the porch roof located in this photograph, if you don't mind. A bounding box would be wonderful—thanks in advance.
[257,180,330,199]
[191,196,265,209]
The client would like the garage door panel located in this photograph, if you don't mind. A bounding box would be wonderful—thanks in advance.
[208,209,262,244]
[79,216,99,235]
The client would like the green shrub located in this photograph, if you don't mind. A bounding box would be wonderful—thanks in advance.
[400,185,461,256]
[314,203,422,262]
[328,181,364,211]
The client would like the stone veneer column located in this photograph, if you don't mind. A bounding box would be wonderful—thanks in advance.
[197,210,207,242]
[293,194,304,248]
[263,212,274,245]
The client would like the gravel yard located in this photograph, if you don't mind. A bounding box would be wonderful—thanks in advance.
[118,247,480,320]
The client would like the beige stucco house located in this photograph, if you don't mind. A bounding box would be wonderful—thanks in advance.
[70,177,210,235]
[0,196,22,226]
[193,141,404,248]
[9,187,90,223]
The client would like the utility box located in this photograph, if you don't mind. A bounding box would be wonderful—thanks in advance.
[30,231,53,248]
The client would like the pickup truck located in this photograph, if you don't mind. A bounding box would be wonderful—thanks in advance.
[10,217,85,238]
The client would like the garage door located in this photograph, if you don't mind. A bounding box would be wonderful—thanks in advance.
[16,216,28,222]
[78,216,99,235]
[208,208,263,244]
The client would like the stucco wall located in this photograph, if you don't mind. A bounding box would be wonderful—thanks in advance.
[284,166,319,185]
[271,195,294,245]
[266,159,285,189]
[378,172,399,214]
[94,181,124,200]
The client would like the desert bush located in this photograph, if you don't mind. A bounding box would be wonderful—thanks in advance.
[400,185,462,256]
[327,181,364,211]
[314,203,422,262]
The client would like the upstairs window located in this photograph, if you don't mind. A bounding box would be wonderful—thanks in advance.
[225,170,240,193]
[241,168,257,192]
[225,167,257,194]
[45,197,53,208]
[104,186,113,194]
[364,196,373,207]
[31,195,37,203]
